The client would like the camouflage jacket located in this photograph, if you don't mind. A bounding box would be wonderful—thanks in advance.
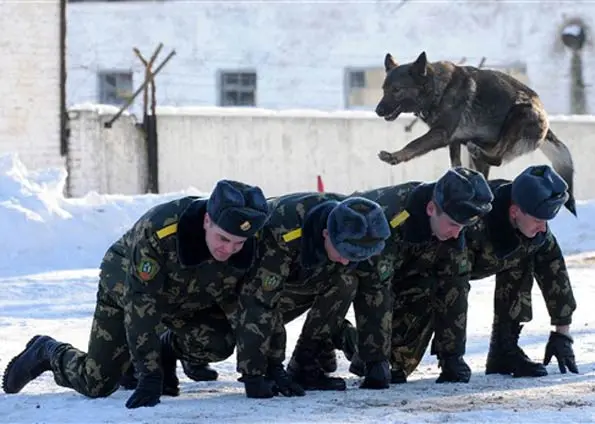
[465,181,576,325]
[106,196,257,378]
[354,182,470,358]
[235,192,352,376]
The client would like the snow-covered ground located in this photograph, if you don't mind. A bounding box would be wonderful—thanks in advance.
[1,153,594,423]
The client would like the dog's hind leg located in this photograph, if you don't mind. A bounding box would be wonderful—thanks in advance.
[449,142,462,167]
[484,104,547,164]
[467,142,503,166]
[467,152,491,179]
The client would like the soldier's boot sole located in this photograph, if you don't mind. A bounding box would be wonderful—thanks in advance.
[3,335,55,394]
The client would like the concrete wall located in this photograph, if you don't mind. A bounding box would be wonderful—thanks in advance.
[0,0,63,171]
[66,106,595,202]
[67,104,147,197]
[67,1,595,115]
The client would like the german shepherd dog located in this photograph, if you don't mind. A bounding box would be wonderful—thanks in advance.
[375,51,577,216]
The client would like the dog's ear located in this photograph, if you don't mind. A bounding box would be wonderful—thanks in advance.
[384,53,398,72]
[411,51,428,77]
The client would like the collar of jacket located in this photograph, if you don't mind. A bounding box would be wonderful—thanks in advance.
[299,201,336,269]
[176,199,255,269]
[485,183,545,257]
[401,183,435,243]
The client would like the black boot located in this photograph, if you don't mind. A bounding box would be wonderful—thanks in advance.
[391,367,407,384]
[3,335,64,394]
[348,352,366,377]
[436,355,471,383]
[485,320,547,378]
[181,360,218,382]
[287,339,346,391]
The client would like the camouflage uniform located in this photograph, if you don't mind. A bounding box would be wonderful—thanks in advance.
[470,177,577,376]
[3,180,270,408]
[356,183,472,379]
[343,168,494,384]
[235,192,391,392]
[379,167,578,379]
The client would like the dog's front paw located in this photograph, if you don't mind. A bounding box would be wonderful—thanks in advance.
[378,151,401,165]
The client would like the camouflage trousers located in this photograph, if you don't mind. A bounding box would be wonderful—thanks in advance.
[492,258,574,326]
[492,261,536,326]
[390,276,469,376]
[269,271,359,365]
[48,248,235,398]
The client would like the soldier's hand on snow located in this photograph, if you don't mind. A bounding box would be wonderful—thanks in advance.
[240,375,276,398]
[125,372,162,409]
[267,362,305,397]
[544,331,578,374]
[360,360,390,389]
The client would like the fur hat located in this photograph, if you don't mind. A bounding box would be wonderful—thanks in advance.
[433,167,494,225]
[326,197,391,262]
[207,180,269,237]
[511,165,569,220]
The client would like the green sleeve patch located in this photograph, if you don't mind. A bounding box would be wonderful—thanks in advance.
[458,258,469,274]
[378,259,393,281]
[137,257,160,281]
[262,275,282,291]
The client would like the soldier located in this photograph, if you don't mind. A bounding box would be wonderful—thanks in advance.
[470,165,578,378]
[231,192,392,398]
[341,167,495,384]
[356,165,578,382]
[2,179,274,409]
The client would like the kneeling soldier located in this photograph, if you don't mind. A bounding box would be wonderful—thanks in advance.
[2,180,269,408]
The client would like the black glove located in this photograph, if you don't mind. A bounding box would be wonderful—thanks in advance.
[435,356,471,383]
[240,375,276,399]
[544,331,578,374]
[125,372,162,409]
[360,360,390,389]
[267,362,305,397]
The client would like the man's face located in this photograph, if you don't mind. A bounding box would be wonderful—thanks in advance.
[322,229,350,265]
[203,214,247,262]
[509,205,547,238]
[427,201,465,241]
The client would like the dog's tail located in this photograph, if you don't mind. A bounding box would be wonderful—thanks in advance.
[540,129,577,217]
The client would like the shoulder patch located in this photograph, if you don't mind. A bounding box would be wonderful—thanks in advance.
[262,275,282,291]
[282,228,302,243]
[156,223,178,239]
[137,257,160,281]
[390,210,410,228]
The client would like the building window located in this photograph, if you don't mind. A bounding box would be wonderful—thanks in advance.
[344,67,385,109]
[97,71,133,106]
[219,71,257,106]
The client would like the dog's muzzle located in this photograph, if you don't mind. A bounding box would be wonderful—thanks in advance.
[383,105,402,121]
